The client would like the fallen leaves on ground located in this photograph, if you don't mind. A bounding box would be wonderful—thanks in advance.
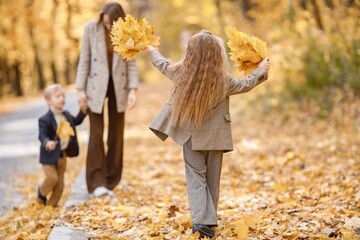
[0,83,359,239]
[0,145,85,239]
[58,84,360,239]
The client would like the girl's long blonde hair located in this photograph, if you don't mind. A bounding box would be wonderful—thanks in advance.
[170,30,229,128]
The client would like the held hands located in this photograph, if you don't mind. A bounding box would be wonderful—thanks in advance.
[46,140,58,151]
[77,89,88,113]
[259,57,270,73]
[127,89,137,110]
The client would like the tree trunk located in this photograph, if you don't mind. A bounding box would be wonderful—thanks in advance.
[239,0,255,21]
[50,0,59,84]
[34,53,45,89]
[0,27,7,97]
[214,0,225,30]
[324,0,334,9]
[8,16,24,96]
[347,0,353,7]
[310,0,324,30]
[26,0,46,90]
[64,0,78,84]
[51,62,58,84]
[0,58,6,97]
[65,58,71,85]
[300,0,308,9]
[13,61,23,96]
[136,0,150,17]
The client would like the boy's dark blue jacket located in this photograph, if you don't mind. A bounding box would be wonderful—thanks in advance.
[38,110,86,164]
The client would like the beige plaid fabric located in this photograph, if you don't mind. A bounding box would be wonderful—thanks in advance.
[149,49,268,152]
[75,21,139,114]
[183,138,223,225]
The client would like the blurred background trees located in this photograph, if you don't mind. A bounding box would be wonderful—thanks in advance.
[0,0,359,113]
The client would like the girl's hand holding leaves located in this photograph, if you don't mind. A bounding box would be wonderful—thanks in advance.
[225,26,268,75]
[110,15,160,60]
[259,57,270,72]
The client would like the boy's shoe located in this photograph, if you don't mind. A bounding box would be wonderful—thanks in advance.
[192,224,215,238]
[37,187,47,205]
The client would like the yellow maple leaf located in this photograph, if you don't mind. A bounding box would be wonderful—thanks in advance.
[190,231,201,239]
[225,26,268,75]
[243,213,258,228]
[117,205,128,211]
[234,219,249,240]
[56,119,74,142]
[273,181,287,192]
[111,14,160,60]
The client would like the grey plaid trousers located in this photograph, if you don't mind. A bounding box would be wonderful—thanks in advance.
[183,138,223,225]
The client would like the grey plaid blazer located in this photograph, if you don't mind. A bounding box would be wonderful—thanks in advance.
[75,21,139,114]
[149,49,268,152]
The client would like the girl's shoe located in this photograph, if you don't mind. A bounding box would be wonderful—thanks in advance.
[206,224,218,229]
[192,224,215,238]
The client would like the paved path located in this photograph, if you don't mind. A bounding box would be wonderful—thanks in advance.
[48,169,90,240]
[0,89,88,214]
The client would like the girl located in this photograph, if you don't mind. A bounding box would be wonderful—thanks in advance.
[145,30,270,238]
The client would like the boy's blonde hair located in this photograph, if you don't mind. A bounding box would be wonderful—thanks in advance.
[44,84,64,100]
[169,30,229,128]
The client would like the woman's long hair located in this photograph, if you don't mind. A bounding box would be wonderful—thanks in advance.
[98,2,125,27]
[170,30,229,128]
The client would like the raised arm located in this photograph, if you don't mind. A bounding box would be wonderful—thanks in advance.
[145,46,174,80]
[227,57,270,95]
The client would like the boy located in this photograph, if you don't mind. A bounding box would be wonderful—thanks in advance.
[37,84,87,206]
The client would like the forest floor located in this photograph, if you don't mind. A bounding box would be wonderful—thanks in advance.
[0,82,359,240]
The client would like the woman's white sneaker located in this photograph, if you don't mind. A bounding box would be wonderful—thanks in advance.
[91,186,109,198]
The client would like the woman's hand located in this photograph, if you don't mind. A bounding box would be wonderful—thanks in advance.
[77,89,88,113]
[127,89,137,110]
[259,57,270,73]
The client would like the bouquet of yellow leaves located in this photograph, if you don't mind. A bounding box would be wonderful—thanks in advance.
[111,14,160,60]
[225,26,267,75]
[56,119,75,142]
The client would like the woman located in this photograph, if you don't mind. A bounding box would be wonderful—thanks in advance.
[75,2,138,197]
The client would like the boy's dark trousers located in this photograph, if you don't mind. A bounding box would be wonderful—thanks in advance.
[39,152,66,206]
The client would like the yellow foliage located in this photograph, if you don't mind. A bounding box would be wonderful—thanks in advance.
[0,143,85,239]
[56,118,74,142]
[225,26,267,75]
[243,212,260,228]
[234,219,249,239]
[111,15,160,60]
